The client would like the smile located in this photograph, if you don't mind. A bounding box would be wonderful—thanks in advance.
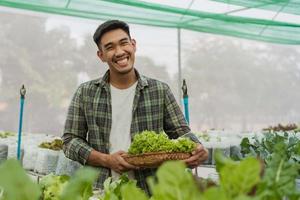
[114,56,129,67]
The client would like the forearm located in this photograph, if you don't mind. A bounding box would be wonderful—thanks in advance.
[87,150,110,168]
[63,133,111,168]
[62,133,93,165]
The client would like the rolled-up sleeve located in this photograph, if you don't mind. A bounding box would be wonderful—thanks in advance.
[62,86,93,165]
[163,84,191,138]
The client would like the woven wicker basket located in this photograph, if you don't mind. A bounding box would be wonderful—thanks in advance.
[122,152,191,168]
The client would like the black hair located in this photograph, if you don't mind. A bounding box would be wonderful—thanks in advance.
[93,20,130,47]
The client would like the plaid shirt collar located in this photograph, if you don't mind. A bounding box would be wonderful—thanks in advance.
[93,69,148,91]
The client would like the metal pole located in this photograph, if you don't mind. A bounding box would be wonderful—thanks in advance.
[177,28,182,107]
[17,84,26,161]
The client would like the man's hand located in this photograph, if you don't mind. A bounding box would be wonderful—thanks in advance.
[183,144,208,169]
[107,151,139,174]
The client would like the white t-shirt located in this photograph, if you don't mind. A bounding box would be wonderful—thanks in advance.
[109,81,137,180]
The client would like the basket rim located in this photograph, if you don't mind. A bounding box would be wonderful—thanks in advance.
[122,151,191,158]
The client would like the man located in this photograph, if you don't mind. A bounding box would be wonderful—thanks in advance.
[62,20,208,193]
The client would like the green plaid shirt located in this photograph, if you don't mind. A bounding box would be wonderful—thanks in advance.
[62,69,190,192]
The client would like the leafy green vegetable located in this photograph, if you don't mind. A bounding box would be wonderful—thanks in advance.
[121,183,148,200]
[219,157,261,198]
[256,141,300,200]
[214,150,261,198]
[39,139,63,151]
[214,149,236,173]
[235,131,300,169]
[0,159,41,200]
[60,167,99,200]
[147,161,201,200]
[39,174,69,200]
[128,131,196,155]
[99,174,137,200]
[0,144,299,200]
[240,132,300,162]
[110,154,267,200]
[0,131,15,139]
[263,123,299,132]
[194,177,217,193]
[231,132,300,200]
[201,187,227,200]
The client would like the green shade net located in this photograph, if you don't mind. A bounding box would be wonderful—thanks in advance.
[0,0,300,45]
[211,0,300,15]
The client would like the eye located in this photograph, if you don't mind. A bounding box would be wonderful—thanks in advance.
[121,41,129,46]
[106,46,113,51]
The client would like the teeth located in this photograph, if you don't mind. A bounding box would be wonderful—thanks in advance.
[116,58,128,65]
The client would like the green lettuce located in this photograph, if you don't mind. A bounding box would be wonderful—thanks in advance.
[128,131,196,155]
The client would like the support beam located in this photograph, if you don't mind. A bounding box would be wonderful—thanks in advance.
[177,28,182,107]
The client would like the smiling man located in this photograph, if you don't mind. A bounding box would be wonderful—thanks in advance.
[62,20,208,194]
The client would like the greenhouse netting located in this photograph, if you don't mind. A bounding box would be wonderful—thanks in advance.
[0,0,300,44]
[211,0,300,15]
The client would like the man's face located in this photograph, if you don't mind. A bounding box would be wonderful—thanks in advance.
[97,29,136,75]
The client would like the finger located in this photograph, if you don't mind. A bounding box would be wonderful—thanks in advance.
[192,144,205,155]
[122,162,138,170]
[183,155,198,164]
[117,150,127,155]
[193,149,209,161]
[186,158,201,165]
[199,155,208,163]
[199,149,209,161]
[117,156,139,169]
[121,152,129,156]
[186,151,206,163]
[191,154,208,166]
[119,154,139,169]
[196,144,204,151]
[192,156,208,166]
[185,153,208,166]
[197,150,208,158]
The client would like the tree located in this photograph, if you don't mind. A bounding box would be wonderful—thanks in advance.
[0,13,78,134]
[181,32,300,131]
[0,12,172,135]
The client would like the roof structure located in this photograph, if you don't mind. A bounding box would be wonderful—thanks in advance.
[0,0,300,44]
